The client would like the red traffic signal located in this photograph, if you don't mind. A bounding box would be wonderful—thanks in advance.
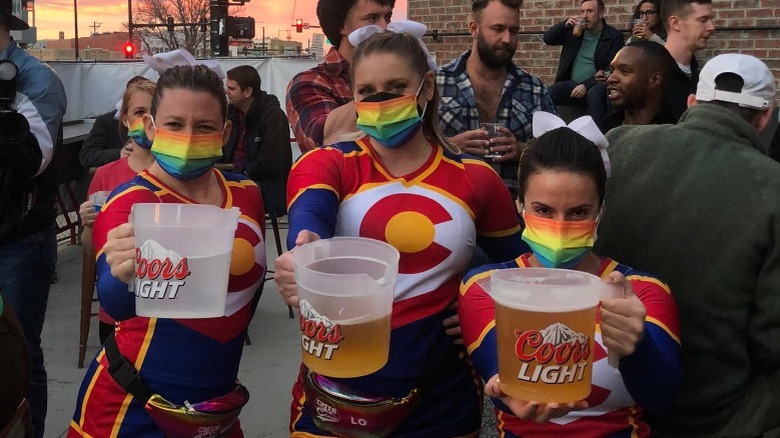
[123,42,135,59]
[295,18,303,33]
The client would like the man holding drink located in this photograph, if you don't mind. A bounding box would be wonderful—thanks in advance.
[437,0,555,200]
[543,0,624,124]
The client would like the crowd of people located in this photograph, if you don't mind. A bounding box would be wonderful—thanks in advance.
[1,0,779,437]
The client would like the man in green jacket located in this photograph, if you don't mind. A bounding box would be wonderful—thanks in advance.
[596,54,779,437]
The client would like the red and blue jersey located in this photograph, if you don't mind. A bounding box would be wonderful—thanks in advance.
[460,254,682,438]
[287,138,524,436]
[68,169,265,438]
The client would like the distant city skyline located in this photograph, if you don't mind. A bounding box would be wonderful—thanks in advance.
[32,0,408,46]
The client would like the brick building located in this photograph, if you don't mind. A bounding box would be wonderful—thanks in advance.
[45,31,139,53]
[408,0,780,101]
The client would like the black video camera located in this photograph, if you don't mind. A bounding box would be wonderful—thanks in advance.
[0,60,30,146]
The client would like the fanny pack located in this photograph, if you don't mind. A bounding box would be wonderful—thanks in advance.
[104,333,249,438]
[303,369,420,438]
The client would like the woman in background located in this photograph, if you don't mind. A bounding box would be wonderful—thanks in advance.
[78,78,156,343]
[627,0,666,44]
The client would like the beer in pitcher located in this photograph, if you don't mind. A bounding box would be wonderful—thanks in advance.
[294,237,399,378]
[488,268,603,403]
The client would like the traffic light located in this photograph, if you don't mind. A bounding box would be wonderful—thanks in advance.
[200,18,208,33]
[295,18,303,33]
[226,17,255,39]
[166,16,174,33]
[123,42,135,59]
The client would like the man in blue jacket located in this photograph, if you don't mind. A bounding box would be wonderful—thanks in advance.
[543,0,623,123]
[0,2,67,437]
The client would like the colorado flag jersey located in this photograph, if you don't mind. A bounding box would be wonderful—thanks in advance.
[286,138,523,437]
[68,169,265,438]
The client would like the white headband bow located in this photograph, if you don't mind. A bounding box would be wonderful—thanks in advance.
[348,20,438,71]
[142,48,225,79]
[532,112,611,176]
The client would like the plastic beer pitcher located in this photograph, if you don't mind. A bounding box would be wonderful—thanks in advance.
[293,237,400,378]
[131,203,240,318]
[484,268,605,403]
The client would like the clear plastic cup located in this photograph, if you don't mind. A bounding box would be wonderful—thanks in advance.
[293,237,400,378]
[480,123,504,159]
[573,19,585,37]
[90,191,110,214]
[130,203,240,319]
[632,18,647,39]
[485,268,607,403]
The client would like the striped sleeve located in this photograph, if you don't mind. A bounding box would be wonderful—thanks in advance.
[459,264,505,383]
[93,183,160,321]
[618,274,683,412]
[285,147,344,248]
[463,158,526,262]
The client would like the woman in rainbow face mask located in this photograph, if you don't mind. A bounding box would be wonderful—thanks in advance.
[77,78,157,344]
[78,79,156,229]
[273,28,524,437]
[68,65,265,438]
[459,113,682,437]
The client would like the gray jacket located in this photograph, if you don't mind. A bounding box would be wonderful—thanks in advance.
[596,103,780,436]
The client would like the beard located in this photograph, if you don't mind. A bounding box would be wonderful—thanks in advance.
[475,32,516,69]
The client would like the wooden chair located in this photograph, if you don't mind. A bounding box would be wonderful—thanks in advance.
[78,235,98,369]
[55,183,81,245]
[0,399,33,438]
[266,214,294,319]
[53,126,82,245]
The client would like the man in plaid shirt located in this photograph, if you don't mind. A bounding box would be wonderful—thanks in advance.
[286,0,394,153]
[437,0,555,199]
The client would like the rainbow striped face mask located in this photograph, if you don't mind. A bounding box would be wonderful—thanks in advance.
[150,121,224,181]
[355,81,427,149]
[521,211,599,269]
[127,117,153,149]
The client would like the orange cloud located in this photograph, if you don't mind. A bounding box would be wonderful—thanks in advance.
[34,0,407,42]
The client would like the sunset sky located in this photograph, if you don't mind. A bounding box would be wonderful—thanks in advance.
[32,0,408,44]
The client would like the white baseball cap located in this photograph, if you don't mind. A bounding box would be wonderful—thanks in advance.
[696,54,775,110]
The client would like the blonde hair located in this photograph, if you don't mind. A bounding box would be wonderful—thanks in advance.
[120,79,156,122]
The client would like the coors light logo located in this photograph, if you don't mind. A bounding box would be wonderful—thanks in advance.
[134,240,191,300]
[299,300,344,360]
[514,323,591,384]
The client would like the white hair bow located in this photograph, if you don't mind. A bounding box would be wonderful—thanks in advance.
[142,48,225,79]
[532,111,611,176]
[347,20,438,71]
